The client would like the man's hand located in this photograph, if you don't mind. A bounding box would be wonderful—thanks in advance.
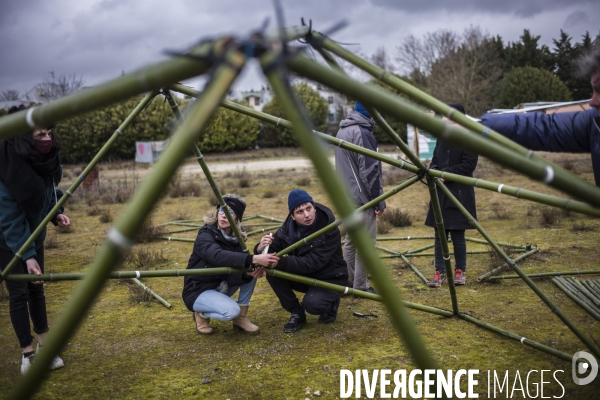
[25,258,43,284]
[56,214,70,227]
[257,234,274,253]
[252,253,279,269]
[375,208,385,216]
[248,267,266,279]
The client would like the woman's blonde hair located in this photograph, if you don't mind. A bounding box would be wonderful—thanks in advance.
[203,193,247,240]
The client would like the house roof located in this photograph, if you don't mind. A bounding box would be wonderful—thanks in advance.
[487,99,590,114]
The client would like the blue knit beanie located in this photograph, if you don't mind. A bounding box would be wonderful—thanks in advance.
[288,189,314,214]
[354,101,371,119]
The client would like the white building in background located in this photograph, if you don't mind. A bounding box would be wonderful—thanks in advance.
[314,85,349,127]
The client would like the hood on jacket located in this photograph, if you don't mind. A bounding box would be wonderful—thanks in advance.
[339,110,375,130]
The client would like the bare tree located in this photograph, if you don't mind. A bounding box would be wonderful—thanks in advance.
[396,29,458,75]
[34,71,85,101]
[371,46,393,72]
[0,89,21,101]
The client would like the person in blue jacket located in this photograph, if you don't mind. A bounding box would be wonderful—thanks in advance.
[0,105,71,374]
[480,43,600,186]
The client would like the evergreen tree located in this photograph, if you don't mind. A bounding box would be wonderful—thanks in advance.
[494,66,572,109]
[504,30,554,72]
[570,32,595,100]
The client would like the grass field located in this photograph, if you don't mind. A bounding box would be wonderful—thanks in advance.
[1,147,599,399]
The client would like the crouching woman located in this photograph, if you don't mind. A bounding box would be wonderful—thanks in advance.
[182,195,279,335]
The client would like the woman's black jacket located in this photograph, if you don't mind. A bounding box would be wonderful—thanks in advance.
[254,203,348,281]
[424,140,478,230]
[182,223,253,311]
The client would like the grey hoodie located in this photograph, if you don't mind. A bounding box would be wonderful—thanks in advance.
[335,110,386,210]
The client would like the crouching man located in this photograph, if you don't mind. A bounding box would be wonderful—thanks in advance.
[256,189,348,333]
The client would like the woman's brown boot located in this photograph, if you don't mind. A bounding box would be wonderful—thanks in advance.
[232,305,260,334]
[193,312,213,335]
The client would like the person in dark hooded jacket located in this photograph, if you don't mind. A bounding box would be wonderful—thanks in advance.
[425,103,478,288]
[256,189,348,333]
[182,195,279,335]
[0,105,70,374]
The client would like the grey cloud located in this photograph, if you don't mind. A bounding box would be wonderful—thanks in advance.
[563,10,589,30]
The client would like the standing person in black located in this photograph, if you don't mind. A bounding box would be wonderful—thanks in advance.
[424,103,478,287]
[0,105,70,374]
[256,189,348,333]
[182,195,279,335]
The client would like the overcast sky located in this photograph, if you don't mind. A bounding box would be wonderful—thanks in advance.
[1,0,599,98]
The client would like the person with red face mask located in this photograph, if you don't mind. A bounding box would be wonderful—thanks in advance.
[0,105,70,374]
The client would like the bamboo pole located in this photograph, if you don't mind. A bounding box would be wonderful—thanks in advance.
[286,54,600,208]
[162,89,248,252]
[247,225,282,236]
[477,247,540,281]
[262,54,439,376]
[490,270,600,280]
[435,178,600,359]
[552,278,600,321]
[426,176,459,313]
[164,227,202,235]
[9,50,246,400]
[170,83,600,218]
[307,32,594,203]
[130,278,172,308]
[256,215,286,223]
[159,237,195,243]
[458,313,575,363]
[0,92,158,282]
[374,246,428,283]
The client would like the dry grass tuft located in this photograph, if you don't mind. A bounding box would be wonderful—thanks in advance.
[490,203,511,219]
[295,177,312,186]
[262,190,276,199]
[571,222,596,232]
[87,205,102,217]
[169,179,202,198]
[135,218,165,243]
[381,207,412,227]
[377,220,391,235]
[45,233,60,249]
[99,209,113,223]
[207,191,219,207]
[538,207,564,227]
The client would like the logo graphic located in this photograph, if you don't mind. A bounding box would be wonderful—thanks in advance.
[572,351,598,385]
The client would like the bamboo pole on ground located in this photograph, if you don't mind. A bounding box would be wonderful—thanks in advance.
[478,247,540,281]
[490,270,600,280]
[261,53,439,376]
[286,54,600,209]
[162,89,248,251]
[306,32,596,204]
[374,246,428,283]
[458,313,575,363]
[0,92,158,282]
[9,48,246,400]
[435,178,600,359]
[552,278,600,321]
[170,83,600,218]
[130,278,172,308]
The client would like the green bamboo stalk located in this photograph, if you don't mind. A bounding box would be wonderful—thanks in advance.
[464,237,529,248]
[162,89,248,252]
[478,247,540,281]
[164,222,204,228]
[377,236,435,241]
[558,279,598,310]
[286,54,600,208]
[170,83,600,218]
[458,313,575,363]
[9,51,246,400]
[552,278,600,321]
[159,237,195,243]
[266,269,452,317]
[581,281,600,306]
[164,227,202,235]
[247,225,282,236]
[262,55,439,375]
[131,278,172,308]
[435,178,600,359]
[0,91,158,282]
[489,269,600,281]
[374,246,428,283]
[404,250,523,257]
[568,278,600,308]
[309,32,592,200]
[405,243,436,254]
[426,176,459,314]
[244,222,286,227]
[256,215,286,223]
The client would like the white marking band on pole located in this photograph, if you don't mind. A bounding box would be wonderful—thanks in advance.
[408,236,410,240]
[107,228,133,251]
[276,118,281,126]
[26,108,36,128]
[443,255,451,260]
[135,271,140,278]
[446,108,455,118]
[16,252,23,259]
[526,150,533,159]
[344,287,349,294]
[497,184,504,193]
[343,211,364,229]
[482,127,491,137]
[115,128,123,136]
[543,166,555,183]
[520,337,526,344]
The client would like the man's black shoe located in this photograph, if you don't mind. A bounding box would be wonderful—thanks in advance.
[318,297,340,324]
[283,312,306,333]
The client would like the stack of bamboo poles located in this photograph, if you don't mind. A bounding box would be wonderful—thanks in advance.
[553,277,600,321]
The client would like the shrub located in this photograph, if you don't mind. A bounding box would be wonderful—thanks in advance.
[538,207,563,227]
[99,209,113,223]
[571,222,596,232]
[169,179,202,198]
[381,208,412,227]
[135,218,165,243]
[377,221,391,235]
[45,233,59,249]
[263,190,276,199]
[295,177,312,186]
[490,203,510,220]
[87,205,102,216]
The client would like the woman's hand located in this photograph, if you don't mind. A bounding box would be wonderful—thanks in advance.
[56,214,70,227]
[25,258,43,285]
[248,267,266,279]
[256,234,274,253]
[252,253,279,269]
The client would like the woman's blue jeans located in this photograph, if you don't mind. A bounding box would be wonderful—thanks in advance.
[192,277,256,321]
